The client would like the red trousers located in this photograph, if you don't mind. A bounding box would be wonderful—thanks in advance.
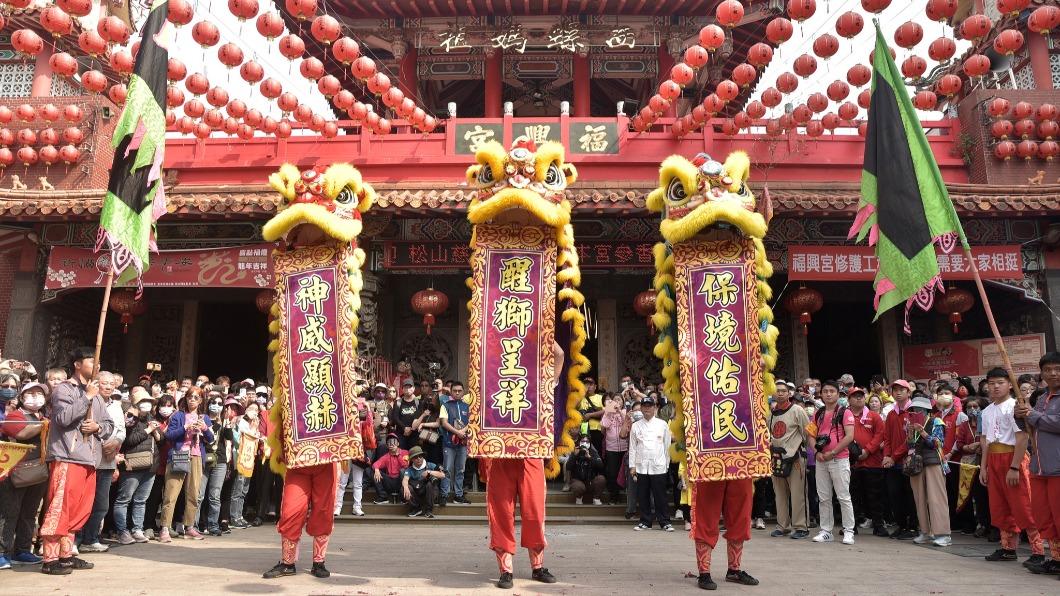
[1031,475,1060,543]
[485,458,546,555]
[40,461,95,562]
[691,478,753,548]
[986,454,1037,534]
[277,462,336,541]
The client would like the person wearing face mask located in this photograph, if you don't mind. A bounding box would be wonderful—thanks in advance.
[113,390,162,545]
[369,383,392,459]
[0,373,20,421]
[934,384,971,539]
[951,397,988,537]
[159,387,215,543]
[79,371,126,554]
[195,392,233,536]
[229,402,262,529]
[0,382,50,569]
[881,379,919,540]
[142,394,177,539]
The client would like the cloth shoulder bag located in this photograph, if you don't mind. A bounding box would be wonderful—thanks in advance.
[10,457,48,487]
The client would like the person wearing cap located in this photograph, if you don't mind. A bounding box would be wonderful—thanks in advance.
[881,379,919,540]
[768,380,811,539]
[629,395,673,532]
[847,386,888,537]
[439,381,472,505]
[369,383,393,458]
[839,374,856,394]
[905,392,952,547]
[0,381,50,568]
[980,367,1043,563]
[1016,352,1060,574]
[113,388,163,545]
[371,434,409,504]
[934,384,973,537]
[390,380,421,450]
[401,446,445,518]
[810,380,856,545]
[39,347,114,575]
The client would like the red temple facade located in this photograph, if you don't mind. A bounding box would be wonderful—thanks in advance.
[0,0,1057,388]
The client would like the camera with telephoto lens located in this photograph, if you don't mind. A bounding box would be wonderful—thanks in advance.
[814,435,830,452]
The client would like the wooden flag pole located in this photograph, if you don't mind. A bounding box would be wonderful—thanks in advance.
[962,246,1025,406]
[84,267,116,427]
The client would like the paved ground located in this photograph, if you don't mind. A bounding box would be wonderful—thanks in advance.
[2,522,1058,595]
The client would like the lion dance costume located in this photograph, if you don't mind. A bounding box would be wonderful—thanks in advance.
[649,151,778,589]
[463,137,588,588]
[260,163,375,578]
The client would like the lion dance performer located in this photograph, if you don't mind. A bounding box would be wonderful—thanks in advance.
[259,163,375,579]
[463,137,589,589]
[649,151,778,591]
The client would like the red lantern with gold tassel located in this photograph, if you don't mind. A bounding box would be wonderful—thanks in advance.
[109,289,146,333]
[411,287,449,335]
[633,290,657,332]
[783,285,823,335]
[934,286,974,334]
[255,288,275,313]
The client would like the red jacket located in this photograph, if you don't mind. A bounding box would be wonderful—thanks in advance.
[938,407,963,454]
[882,404,911,462]
[852,409,885,468]
[951,417,978,459]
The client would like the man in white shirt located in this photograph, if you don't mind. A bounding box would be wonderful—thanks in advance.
[628,396,672,532]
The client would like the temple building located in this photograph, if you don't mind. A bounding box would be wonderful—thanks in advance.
[0,0,1058,388]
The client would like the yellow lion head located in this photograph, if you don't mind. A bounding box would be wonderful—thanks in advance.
[646,151,770,244]
[263,163,376,246]
[465,137,577,228]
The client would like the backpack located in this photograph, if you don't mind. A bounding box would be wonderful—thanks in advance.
[814,406,862,460]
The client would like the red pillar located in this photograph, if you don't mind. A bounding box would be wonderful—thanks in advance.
[31,50,53,97]
[573,54,590,117]
[657,46,676,118]
[1026,33,1054,90]
[485,49,503,118]
[398,46,419,99]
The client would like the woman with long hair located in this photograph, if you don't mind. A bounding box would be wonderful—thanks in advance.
[159,388,214,543]
[113,392,163,544]
[229,401,262,529]
[0,382,50,567]
[143,394,177,537]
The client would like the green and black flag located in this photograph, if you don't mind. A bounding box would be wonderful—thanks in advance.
[848,22,968,334]
[96,0,171,292]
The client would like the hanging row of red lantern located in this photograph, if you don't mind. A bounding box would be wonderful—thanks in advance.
[987,100,1059,161]
[0,102,86,167]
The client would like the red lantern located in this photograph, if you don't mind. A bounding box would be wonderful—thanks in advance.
[81,70,108,94]
[40,6,73,38]
[168,58,188,82]
[223,117,240,135]
[109,50,135,77]
[12,29,44,57]
[934,286,974,333]
[721,119,739,136]
[228,0,259,21]
[39,144,59,165]
[962,54,991,78]
[731,63,757,88]
[1017,140,1039,160]
[260,78,282,99]
[716,0,744,28]
[670,63,695,86]
[806,93,827,114]
[78,30,108,57]
[1039,140,1059,161]
[793,54,817,78]
[333,37,360,65]
[902,56,927,79]
[960,14,992,42]
[838,101,859,121]
[166,87,185,108]
[633,290,657,330]
[766,17,794,45]
[245,109,263,128]
[108,289,145,333]
[294,104,313,124]
[186,73,210,96]
[310,14,341,44]
[822,113,840,131]
[746,100,766,120]
[913,91,938,111]
[39,127,58,144]
[761,87,782,108]
[835,11,864,39]
[299,57,325,81]
[994,140,1016,160]
[925,0,958,22]
[411,287,449,335]
[765,119,783,136]
[1014,119,1037,139]
[261,117,278,134]
[779,114,796,130]
[649,94,671,114]
[805,120,824,137]
[276,120,293,138]
[16,128,36,145]
[240,61,265,84]
[747,43,773,68]
[684,45,709,69]
[1039,104,1059,122]
[812,34,839,60]
[987,97,1011,119]
[62,126,83,144]
[367,72,391,95]
[16,146,37,166]
[321,120,338,138]
[858,89,871,109]
[699,24,725,51]
[0,107,11,125]
[421,116,437,134]
[255,289,275,314]
[0,148,12,168]
[0,129,14,147]
[935,74,961,97]
[991,120,1014,139]
[218,43,244,68]
[703,94,725,115]
[716,80,739,102]
[98,15,131,44]
[1037,120,1057,140]
[109,84,128,106]
[734,111,752,130]
[928,37,957,63]
[57,0,92,16]
[256,12,284,40]
[787,0,816,22]
[777,72,799,93]
[277,93,298,114]
[997,0,1030,17]
[382,87,404,109]
[16,104,35,123]
[317,75,341,98]
[993,29,1024,56]
[168,0,194,26]
[793,104,812,123]
[351,56,376,80]
[1028,6,1060,37]
[285,0,318,20]
[59,144,80,164]
[279,34,306,60]
[783,285,824,335]
[177,116,195,135]
[894,21,924,49]
[847,64,871,87]
[207,87,230,109]
[1013,101,1035,120]
[184,99,206,119]
[672,118,689,138]
[334,90,356,111]
[192,21,220,48]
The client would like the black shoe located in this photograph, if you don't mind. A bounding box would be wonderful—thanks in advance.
[769,529,788,537]
[231,519,250,529]
[59,557,94,570]
[373,497,389,505]
[424,511,435,519]
[873,527,890,537]
[251,518,263,527]
[624,512,635,520]
[1026,559,1060,575]
[407,509,423,518]
[262,562,297,578]
[985,549,1017,562]
[973,526,987,538]
[208,528,223,537]
[454,495,472,504]
[895,529,918,540]
[497,572,514,589]
[790,529,810,539]
[311,561,330,578]
[1023,554,1047,568]
[697,573,717,590]
[532,567,557,583]
[960,527,975,536]
[726,570,759,586]
[41,561,73,575]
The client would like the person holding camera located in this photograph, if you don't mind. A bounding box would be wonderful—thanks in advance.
[769,380,811,539]
[402,446,445,519]
[600,395,629,505]
[629,396,672,532]
[578,378,607,455]
[567,433,606,505]
[811,380,856,545]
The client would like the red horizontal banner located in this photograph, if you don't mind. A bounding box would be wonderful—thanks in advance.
[383,240,656,270]
[787,245,1022,281]
[902,333,1046,380]
[45,244,275,292]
